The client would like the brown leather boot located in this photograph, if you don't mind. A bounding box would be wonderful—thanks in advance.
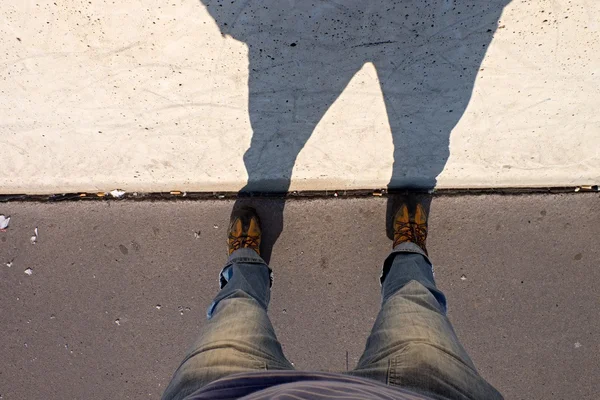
[227,206,262,255]
[393,202,428,254]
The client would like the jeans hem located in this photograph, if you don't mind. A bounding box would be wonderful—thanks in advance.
[225,248,266,267]
[390,242,430,264]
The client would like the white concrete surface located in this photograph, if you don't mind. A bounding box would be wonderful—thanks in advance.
[1,0,599,194]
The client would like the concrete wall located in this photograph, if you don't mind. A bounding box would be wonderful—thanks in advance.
[1,0,599,194]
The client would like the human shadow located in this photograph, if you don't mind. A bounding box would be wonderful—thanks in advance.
[201,0,511,261]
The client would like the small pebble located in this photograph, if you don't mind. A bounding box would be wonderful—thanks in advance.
[30,227,38,245]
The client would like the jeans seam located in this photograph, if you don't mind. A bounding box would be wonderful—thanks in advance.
[387,357,395,386]
[238,351,268,370]
[225,258,265,267]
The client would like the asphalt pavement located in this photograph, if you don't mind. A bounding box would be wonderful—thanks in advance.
[0,194,598,400]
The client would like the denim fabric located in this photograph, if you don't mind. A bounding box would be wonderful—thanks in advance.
[348,243,502,399]
[206,248,273,319]
[162,245,503,400]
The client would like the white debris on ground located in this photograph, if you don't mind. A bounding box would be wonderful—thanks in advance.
[574,342,582,348]
[178,306,191,315]
[30,227,38,244]
[0,215,10,230]
[460,274,467,281]
[6,260,13,268]
[24,268,33,276]
[194,230,201,239]
[109,189,126,198]
[114,319,121,326]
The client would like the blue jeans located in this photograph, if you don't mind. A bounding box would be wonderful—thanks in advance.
[162,244,503,400]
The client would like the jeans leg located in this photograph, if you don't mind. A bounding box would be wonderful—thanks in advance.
[350,243,503,400]
[162,249,294,400]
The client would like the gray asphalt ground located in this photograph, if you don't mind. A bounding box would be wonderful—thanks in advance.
[1,194,598,400]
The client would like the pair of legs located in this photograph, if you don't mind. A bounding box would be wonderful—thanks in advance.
[162,205,502,400]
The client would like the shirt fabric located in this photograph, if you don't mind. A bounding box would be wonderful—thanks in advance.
[184,371,437,400]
